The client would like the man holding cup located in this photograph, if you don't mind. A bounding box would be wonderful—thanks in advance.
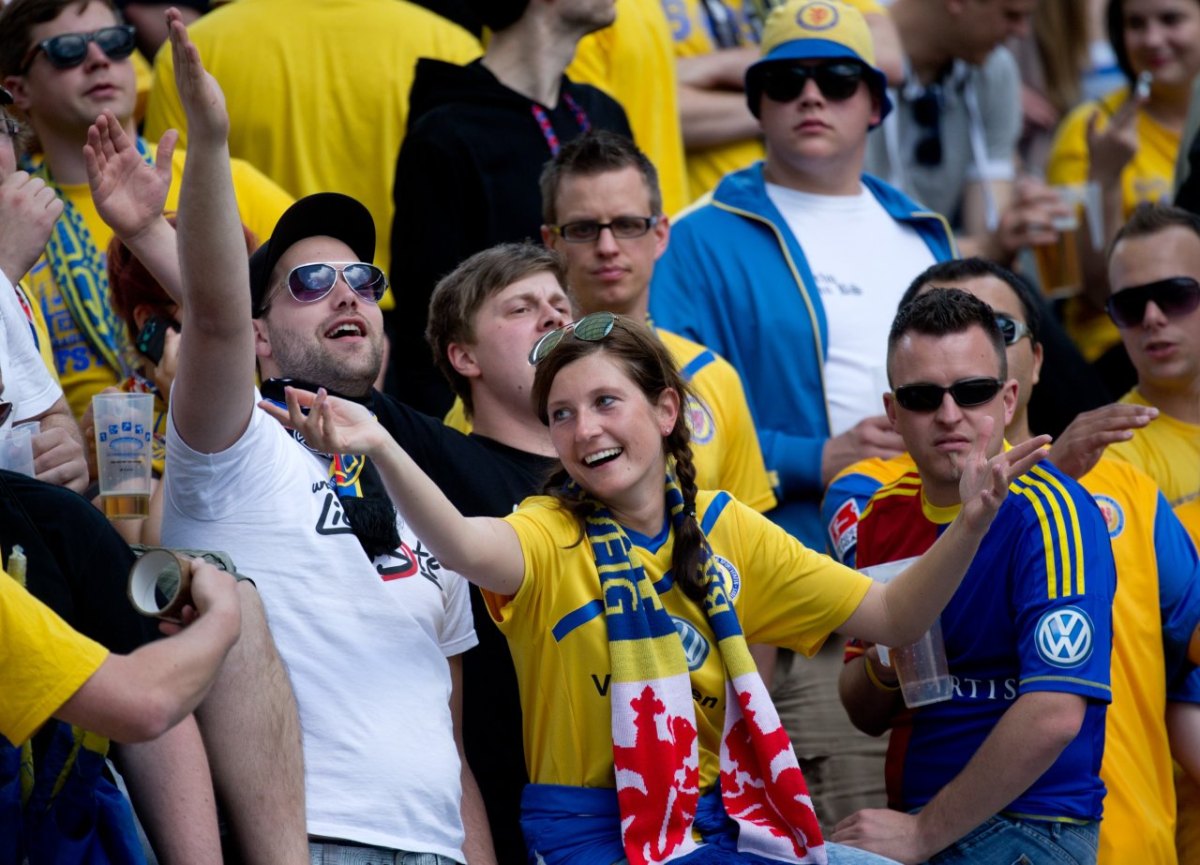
[833,288,1115,865]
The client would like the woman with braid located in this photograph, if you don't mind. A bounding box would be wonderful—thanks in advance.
[260,313,1048,865]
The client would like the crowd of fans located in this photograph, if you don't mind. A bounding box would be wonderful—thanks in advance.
[1,0,1200,864]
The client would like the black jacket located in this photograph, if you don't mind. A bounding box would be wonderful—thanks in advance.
[388,58,632,415]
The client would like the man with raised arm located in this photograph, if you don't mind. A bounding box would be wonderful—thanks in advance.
[148,15,491,865]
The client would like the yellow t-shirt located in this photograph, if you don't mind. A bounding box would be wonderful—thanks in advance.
[488,491,870,790]
[569,0,690,216]
[25,147,294,419]
[1079,458,1181,865]
[144,0,482,293]
[443,328,776,512]
[1104,390,1200,509]
[1047,88,1179,361]
[0,574,107,746]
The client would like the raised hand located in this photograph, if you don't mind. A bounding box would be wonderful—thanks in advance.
[1086,92,1144,187]
[167,7,228,145]
[957,417,1051,532]
[1047,402,1157,479]
[258,386,388,459]
[84,110,175,241]
[0,170,62,283]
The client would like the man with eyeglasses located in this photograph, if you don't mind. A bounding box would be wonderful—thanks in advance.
[0,0,293,424]
[828,257,1200,865]
[1104,204,1200,520]
[830,287,1115,865]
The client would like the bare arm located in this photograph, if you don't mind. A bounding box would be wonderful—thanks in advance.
[833,691,1087,863]
[260,386,526,595]
[27,395,88,492]
[1168,700,1200,783]
[838,646,902,737]
[840,427,1050,647]
[164,11,256,453]
[451,655,498,865]
[676,49,762,150]
[55,562,241,743]
[114,716,223,865]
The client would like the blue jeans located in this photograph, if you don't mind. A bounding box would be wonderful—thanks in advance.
[928,815,1099,865]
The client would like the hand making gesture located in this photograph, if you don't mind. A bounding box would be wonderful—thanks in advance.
[955,417,1050,533]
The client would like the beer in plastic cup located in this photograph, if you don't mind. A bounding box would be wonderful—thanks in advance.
[93,392,153,519]
[859,556,953,708]
[0,424,35,477]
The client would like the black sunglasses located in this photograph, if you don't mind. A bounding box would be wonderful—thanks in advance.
[911,86,943,167]
[528,311,617,365]
[21,25,136,73]
[893,377,1004,412]
[758,61,867,104]
[995,314,1033,347]
[1106,276,1200,329]
[285,262,388,305]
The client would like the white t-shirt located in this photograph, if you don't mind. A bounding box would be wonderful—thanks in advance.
[0,272,60,423]
[163,401,476,860]
[765,183,936,435]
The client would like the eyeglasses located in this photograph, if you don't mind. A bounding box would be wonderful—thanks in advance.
[21,25,137,73]
[0,401,11,427]
[1106,276,1200,328]
[550,216,659,244]
[757,61,867,104]
[528,311,617,365]
[911,86,943,167]
[995,314,1033,346]
[284,262,388,305]
[893,377,1004,412]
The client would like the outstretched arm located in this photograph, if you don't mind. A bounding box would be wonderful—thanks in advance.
[840,423,1050,647]
[164,10,257,454]
[259,386,525,595]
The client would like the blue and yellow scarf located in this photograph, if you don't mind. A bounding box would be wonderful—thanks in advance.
[585,475,827,865]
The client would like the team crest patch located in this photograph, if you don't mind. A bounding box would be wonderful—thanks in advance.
[1035,606,1094,668]
[712,555,741,600]
[1092,494,1124,539]
[685,394,716,445]
[797,1,839,31]
[672,616,711,670]
[828,498,859,560]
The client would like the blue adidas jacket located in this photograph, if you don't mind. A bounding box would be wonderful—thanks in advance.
[650,162,955,548]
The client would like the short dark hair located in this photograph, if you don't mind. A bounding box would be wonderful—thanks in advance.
[426,242,567,417]
[1110,203,1200,258]
[461,0,528,32]
[0,0,118,78]
[888,287,1007,383]
[539,130,661,225]
[900,257,1043,344]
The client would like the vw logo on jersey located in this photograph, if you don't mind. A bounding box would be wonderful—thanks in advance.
[672,616,711,670]
[685,394,716,445]
[712,555,741,600]
[1092,494,1125,539]
[1035,606,1094,668]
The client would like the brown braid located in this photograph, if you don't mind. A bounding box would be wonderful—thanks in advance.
[531,316,711,600]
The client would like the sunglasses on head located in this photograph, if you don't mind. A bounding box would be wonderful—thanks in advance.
[758,61,867,104]
[21,25,136,73]
[1106,276,1200,329]
[550,216,659,244]
[893,376,1004,412]
[284,262,388,305]
[995,314,1032,347]
[528,311,617,365]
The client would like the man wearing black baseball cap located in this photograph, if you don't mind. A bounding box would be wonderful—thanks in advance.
[122,18,495,865]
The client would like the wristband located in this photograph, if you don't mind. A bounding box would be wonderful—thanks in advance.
[864,656,900,692]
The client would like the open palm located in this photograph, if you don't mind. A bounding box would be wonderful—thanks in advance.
[84,111,175,240]
[259,386,386,459]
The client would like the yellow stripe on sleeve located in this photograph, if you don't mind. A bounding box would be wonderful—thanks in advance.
[1029,466,1086,596]
[1014,477,1063,600]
